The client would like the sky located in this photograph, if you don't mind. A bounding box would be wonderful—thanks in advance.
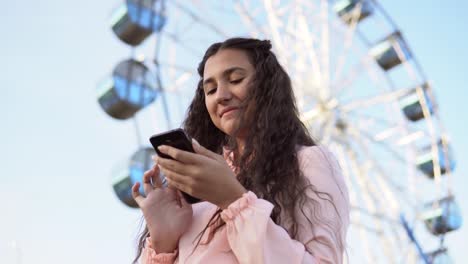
[1,0,467,263]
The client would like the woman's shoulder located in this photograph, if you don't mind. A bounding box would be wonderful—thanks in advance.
[296,144,338,168]
[296,144,348,199]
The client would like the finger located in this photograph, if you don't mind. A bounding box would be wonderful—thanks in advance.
[166,181,178,191]
[151,157,164,188]
[157,145,199,164]
[142,169,155,195]
[166,177,184,193]
[164,169,192,195]
[131,182,144,206]
[161,167,191,187]
[191,138,219,160]
[157,156,192,177]
[151,164,163,188]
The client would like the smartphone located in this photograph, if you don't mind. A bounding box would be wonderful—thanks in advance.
[149,128,201,204]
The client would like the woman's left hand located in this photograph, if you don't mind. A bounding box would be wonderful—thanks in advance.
[155,139,246,209]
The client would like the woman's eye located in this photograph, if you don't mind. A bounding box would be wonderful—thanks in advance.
[230,79,243,84]
[206,88,217,95]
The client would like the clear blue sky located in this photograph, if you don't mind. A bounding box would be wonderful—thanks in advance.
[1,1,467,263]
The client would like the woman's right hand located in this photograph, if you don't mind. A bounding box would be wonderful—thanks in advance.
[132,162,193,253]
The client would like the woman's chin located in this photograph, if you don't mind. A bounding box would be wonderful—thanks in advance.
[223,126,249,139]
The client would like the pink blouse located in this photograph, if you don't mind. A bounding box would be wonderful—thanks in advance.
[141,145,350,263]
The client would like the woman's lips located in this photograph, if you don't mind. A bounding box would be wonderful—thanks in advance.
[220,107,239,118]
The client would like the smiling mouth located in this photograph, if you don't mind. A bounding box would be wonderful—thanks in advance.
[221,108,239,117]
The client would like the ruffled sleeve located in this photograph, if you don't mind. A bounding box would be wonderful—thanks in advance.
[220,145,350,264]
[140,237,178,264]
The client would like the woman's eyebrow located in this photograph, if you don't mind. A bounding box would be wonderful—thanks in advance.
[203,67,246,87]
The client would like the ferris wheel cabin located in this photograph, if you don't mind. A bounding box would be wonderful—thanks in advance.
[110,0,167,46]
[334,0,374,24]
[416,140,456,179]
[111,147,156,208]
[400,83,436,122]
[421,196,462,236]
[97,59,158,120]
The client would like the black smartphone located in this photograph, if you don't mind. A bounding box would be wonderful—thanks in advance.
[149,128,201,204]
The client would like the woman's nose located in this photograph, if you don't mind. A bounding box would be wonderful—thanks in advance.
[215,83,232,103]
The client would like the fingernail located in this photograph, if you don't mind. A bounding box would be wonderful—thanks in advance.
[158,145,166,151]
[192,138,200,147]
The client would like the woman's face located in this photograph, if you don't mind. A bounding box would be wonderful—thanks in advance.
[203,48,255,137]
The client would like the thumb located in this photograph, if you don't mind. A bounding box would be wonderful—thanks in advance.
[192,138,218,160]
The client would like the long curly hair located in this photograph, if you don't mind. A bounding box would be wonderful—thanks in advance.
[133,37,343,263]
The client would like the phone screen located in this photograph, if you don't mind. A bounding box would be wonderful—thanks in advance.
[149,128,200,204]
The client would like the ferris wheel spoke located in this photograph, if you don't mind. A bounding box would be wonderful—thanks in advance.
[345,129,418,209]
[163,72,193,92]
[343,109,425,147]
[339,86,414,113]
[294,16,323,97]
[350,221,384,235]
[351,205,400,225]
[157,6,201,58]
[262,0,293,64]
[347,116,395,142]
[330,55,373,99]
[338,135,405,206]
[233,0,269,38]
[169,0,229,38]
[336,139,411,259]
[272,1,324,94]
[353,213,407,255]
[346,110,400,134]
[160,30,203,57]
[356,112,418,148]
[283,16,324,100]
[353,170,408,255]
[319,0,330,100]
[347,122,423,173]
[155,61,197,74]
[399,245,418,264]
[333,142,393,263]
[332,143,378,263]
[254,0,326,100]
[193,0,237,16]
[319,119,335,145]
[333,138,405,262]
[347,123,407,168]
[345,144,400,260]
[331,3,362,86]
[332,30,396,101]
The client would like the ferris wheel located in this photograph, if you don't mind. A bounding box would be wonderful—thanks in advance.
[97,0,462,263]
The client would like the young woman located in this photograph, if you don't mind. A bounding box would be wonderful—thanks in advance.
[131,38,350,263]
